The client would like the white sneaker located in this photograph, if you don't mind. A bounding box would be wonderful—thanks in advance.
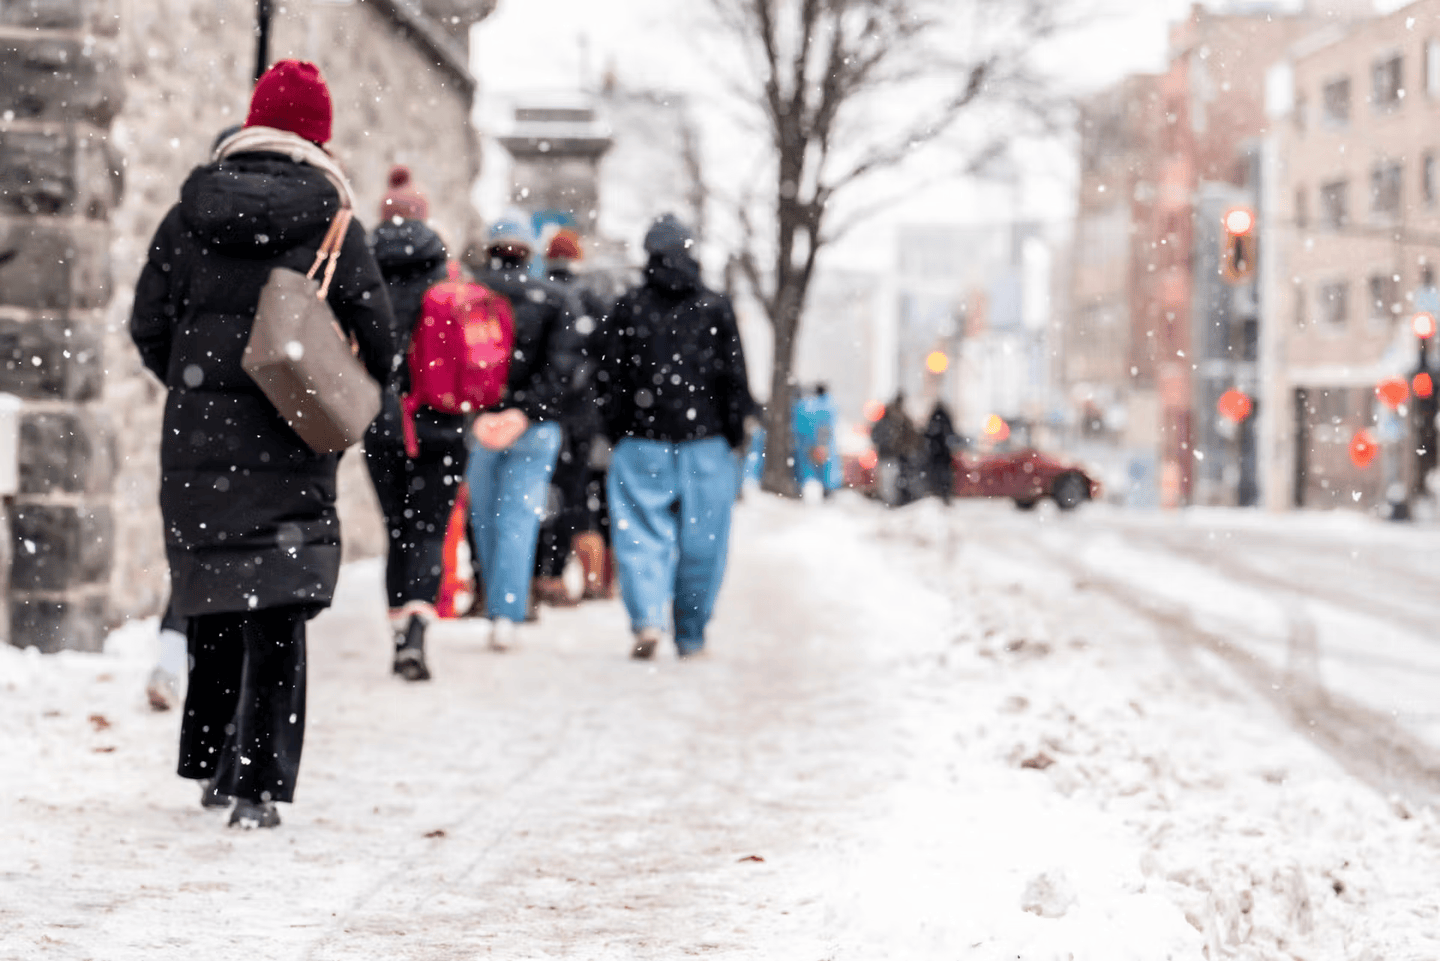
[145,666,181,712]
[489,617,517,652]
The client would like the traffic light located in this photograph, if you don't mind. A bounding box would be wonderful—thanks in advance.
[1220,206,1257,285]
[1413,312,1438,494]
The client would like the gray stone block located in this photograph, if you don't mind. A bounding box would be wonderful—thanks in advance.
[0,36,122,126]
[0,0,85,29]
[19,409,110,495]
[0,130,120,218]
[10,593,107,653]
[10,502,111,591]
[0,316,103,401]
[0,221,111,309]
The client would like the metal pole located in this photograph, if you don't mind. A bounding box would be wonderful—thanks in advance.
[254,0,273,83]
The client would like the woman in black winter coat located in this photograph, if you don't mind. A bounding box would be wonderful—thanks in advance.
[129,61,394,829]
[363,166,463,681]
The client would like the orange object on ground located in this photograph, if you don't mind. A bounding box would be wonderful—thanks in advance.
[435,482,473,619]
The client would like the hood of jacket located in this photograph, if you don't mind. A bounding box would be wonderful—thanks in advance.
[370,218,447,282]
[178,152,339,257]
[643,252,703,297]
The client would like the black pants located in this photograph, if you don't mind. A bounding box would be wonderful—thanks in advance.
[365,430,467,610]
[178,606,308,804]
[535,431,597,579]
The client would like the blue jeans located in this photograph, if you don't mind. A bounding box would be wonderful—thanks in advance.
[465,421,562,622]
[607,437,737,654]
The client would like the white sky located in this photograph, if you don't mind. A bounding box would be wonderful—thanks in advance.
[466,0,1396,267]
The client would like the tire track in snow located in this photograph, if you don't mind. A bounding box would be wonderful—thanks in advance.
[983,530,1440,810]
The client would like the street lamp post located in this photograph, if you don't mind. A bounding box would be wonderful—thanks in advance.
[1411,311,1437,500]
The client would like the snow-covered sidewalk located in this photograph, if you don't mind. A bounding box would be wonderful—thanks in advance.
[2,495,1437,959]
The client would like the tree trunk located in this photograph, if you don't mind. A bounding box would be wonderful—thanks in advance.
[761,284,801,497]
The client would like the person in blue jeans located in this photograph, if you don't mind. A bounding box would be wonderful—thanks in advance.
[464,217,583,650]
[593,214,754,659]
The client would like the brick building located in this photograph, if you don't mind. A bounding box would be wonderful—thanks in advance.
[0,0,494,651]
[1266,0,1440,512]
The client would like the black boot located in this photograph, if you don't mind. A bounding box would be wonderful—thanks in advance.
[228,798,281,829]
[199,778,232,810]
[392,613,431,682]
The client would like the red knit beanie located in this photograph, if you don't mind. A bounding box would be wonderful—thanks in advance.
[545,228,583,263]
[245,60,333,145]
[380,165,429,221]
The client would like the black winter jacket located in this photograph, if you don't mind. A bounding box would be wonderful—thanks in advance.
[593,254,753,448]
[365,218,463,453]
[474,262,584,423]
[130,152,395,618]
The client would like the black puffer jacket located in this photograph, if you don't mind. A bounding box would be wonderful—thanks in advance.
[366,218,462,452]
[474,262,585,422]
[594,253,753,448]
[130,152,394,618]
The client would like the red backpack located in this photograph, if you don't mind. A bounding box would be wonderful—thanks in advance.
[401,261,514,457]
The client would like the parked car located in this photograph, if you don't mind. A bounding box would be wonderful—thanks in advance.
[843,446,1101,510]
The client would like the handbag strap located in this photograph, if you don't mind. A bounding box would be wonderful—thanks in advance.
[306,207,354,301]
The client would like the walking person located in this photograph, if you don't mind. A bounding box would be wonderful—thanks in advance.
[532,228,610,607]
[923,398,960,504]
[593,214,754,660]
[363,165,463,681]
[464,218,583,651]
[130,60,395,828]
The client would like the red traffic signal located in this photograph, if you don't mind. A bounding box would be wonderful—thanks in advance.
[1223,206,1256,236]
[1414,312,1437,340]
[1415,371,1435,399]
[1220,207,1257,284]
[1376,377,1410,410]
[1349,429,1378,469]
[1217,388,1253,423]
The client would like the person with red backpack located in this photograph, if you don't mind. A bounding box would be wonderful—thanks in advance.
[462,217,585,651]
[363,166,467,681]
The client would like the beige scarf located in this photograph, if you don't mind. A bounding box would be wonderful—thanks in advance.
[212,125,356,210]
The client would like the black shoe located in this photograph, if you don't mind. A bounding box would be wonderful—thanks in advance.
[392,614,431,682]
[228,798,281,829]
[200,778,232,810]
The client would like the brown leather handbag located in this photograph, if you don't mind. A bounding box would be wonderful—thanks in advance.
[243,208,381,453]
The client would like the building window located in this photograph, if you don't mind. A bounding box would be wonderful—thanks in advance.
[1368,273,1399,325]
[1319,281,1349,328]
[1428,40,1440,97]
[1425,153,1436,206]
[1294,283,1307,329]
[1319,179,1349,229]
[1373,55,1403,109]
[1295,186,1308,228]
[1322,77,1351,125]
[1370,161,1402,218]
[1294,93,1308,133]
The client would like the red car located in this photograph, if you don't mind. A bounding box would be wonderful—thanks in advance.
[843,447,1101,510]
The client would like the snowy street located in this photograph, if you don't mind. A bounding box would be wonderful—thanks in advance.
[4,494,1440,959]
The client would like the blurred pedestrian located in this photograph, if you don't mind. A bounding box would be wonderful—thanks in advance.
[871,392,922,506]
[363,165,462,681]
[793,382,840,499]
[593,214,753,660]
[130,60,394,829]
[532,228,612,606]
[922,399,959,504]
[464,218,583,650]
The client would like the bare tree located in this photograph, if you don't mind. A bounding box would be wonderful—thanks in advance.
[711,0,1071,495]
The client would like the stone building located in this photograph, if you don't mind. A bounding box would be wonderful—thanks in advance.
[1266,0,1440,513]
[1067,73,1166,506]
[0,0,494,651]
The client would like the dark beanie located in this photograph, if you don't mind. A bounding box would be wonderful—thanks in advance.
[245,60,333,145]
[643,213,694,256]
[380,164,429,222]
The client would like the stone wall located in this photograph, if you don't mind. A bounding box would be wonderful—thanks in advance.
[6,0,482,648]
